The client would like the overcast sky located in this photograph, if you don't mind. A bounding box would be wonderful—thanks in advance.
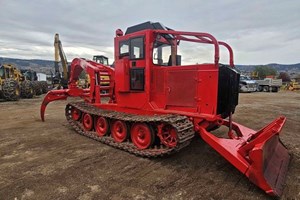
[0,0,299,65]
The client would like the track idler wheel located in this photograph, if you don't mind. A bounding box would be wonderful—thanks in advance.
[111,120,128,143]
[71,108,81,121]
[158,124,178,148]
[131,123,154,149]
[94,116,109,136]
[82,113,93,131]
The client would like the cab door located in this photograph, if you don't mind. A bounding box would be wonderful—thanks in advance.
[129,37,146,92]
[115,36,148,109]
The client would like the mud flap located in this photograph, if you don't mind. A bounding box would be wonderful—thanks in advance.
[198,116,290,197]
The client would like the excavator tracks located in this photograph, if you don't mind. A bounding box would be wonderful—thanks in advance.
[65,102,195,157]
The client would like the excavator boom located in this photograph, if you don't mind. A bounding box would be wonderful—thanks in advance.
[53,33,69,88]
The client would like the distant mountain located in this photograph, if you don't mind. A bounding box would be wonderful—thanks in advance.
[235,63,300,73]
[1,56,300,75]
[0,57,53,74]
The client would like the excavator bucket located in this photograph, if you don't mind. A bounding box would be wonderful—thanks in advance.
[199,116,290,197]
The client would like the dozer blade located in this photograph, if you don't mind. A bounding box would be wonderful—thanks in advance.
[247,134,290,196]
[198,116,290,197]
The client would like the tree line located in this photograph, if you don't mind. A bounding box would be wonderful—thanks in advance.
[253,66,291,82]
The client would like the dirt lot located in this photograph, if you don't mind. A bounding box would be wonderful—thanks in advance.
[0,91,299,200]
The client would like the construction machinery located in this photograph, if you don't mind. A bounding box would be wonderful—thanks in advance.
[0,64,21,100]
[250,71,259,80]
[41,22,290,197]
[286,80,300,91]
[21,69,48,95]
[256,78,282,92]
[93,55,109,66]
[53,33,69,89]
[0,64,36,100]
[0,64,47,100]
[53,33,112,89]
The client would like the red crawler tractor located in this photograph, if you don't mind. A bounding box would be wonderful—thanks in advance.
[41,22,290,197]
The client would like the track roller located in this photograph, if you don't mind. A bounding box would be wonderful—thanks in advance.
[82,113,93,131]
[71,107,81,121]
[131,123,154,149]
[94,116,110,136]
[111,120,128,143]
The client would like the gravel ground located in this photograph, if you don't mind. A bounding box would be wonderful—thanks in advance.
[0,91,299,200]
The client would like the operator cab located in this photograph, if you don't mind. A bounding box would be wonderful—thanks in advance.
[0,65,5,79]
[0,64,16,79]
[114,21,239,118]
[115,27,147,93]
[21,69,38,81]
[93,55,109,66]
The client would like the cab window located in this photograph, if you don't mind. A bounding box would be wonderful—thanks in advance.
[130,37,144,60]
[153,43,171,65]
[0,67,4,78]
[119,40,129,57]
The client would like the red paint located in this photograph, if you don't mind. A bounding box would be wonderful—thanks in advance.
[40,24,289,197]
[131,123,154,149]
[198,116,289,196]
[82,113,93,131]
[71,107,81,121]
[111,120,128,143]
[95,117,109,136]
[157,124,178,148]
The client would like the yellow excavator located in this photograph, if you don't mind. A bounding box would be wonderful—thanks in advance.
[52,33,109,89]
[53,33,69,89]
[53,34,111,89]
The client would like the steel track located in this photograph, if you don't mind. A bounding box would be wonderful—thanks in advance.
[65,101,195,157]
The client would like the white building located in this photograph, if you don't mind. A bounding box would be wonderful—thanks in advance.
[37,73,47,81]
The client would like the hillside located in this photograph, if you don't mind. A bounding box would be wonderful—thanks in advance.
[235,63,300,74]
[1,57,300,75]
[0,57,53,74]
